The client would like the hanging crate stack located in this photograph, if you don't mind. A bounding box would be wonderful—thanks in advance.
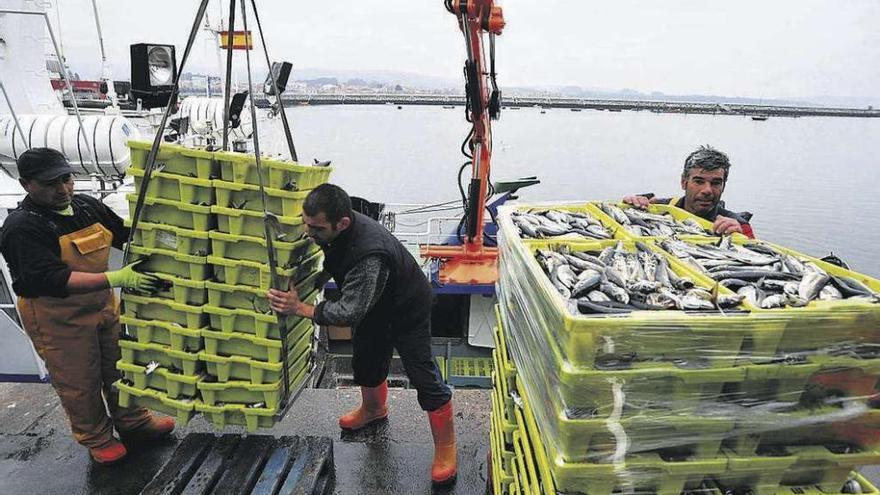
[489,201,880,495]
[116,140,332,431]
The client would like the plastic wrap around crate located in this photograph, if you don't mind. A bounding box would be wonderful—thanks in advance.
[121,315,203,352]
[716,445,880,495]
[128,140,217,178]
[203,292,316,340]
[128,245,212,281]
[151,273,208,306]
[657,237,880,356]
[116,360,202,399]
[209,231,318,268]
[118,339,202,376]
[115,380,197,425]
[212,205,305,240]
[121,293,208,329]
[215,149,332,190]
[128,167,214,205]
[213,179,310,217]
[498,237,769,369]
[126,194,215,231]
[206,270,322,313]
[209,250,323,292]
[128,221,211,257]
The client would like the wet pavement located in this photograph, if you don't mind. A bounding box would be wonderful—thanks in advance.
[0,383,491,495]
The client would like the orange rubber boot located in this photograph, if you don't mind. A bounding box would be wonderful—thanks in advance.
[428,400,457,486]
[119,416,175,442]
[339,381,389,431]
[90,438,127,465]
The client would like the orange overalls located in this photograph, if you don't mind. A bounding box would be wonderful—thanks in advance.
[16,223,151,448]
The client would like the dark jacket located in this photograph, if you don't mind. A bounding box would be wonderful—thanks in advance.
[320,212,431,321]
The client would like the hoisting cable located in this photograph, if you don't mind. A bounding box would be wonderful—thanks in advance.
[123,0,211,264]
[240,0,296,414]
[221,0,236,151]
[249,0,298,162]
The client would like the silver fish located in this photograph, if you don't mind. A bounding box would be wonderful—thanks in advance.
[761,294,788,309]
[799,271,830,301]
[600,281,630,304]
[819,284,844,301]
[587,290,611,302]
[572,270,603,297]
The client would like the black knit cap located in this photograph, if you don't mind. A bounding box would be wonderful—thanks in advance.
[17,148,75,181]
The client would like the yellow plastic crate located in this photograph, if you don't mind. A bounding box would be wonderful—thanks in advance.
[201,328,283,363]
[203,295,316,339]
[208,231,317,268]
[151,273,208,306]
[127,167,214,205]
[199,352,282,384]
[126,194,214,231]
[206,270,322,313]
[116,360,202,399]
[121,292,208,329]
[118,339,202,376]
[589,201,748,240]
[212,204,305,240]
[128,140,217,178]
[499,239,766,369]
[129,245,212,281]
[121,315,203,352]
[195,401,277,432]
[214,149,332,190]
[128,220,211,257]
[213,179,310,217]
[115,380,197,425]
[665,237,880,356]
[209,250,323,292]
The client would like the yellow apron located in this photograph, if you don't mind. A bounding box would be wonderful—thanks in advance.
[17,222,150,448]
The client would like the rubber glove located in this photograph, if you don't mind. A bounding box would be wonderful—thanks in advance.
[105,260,161,293]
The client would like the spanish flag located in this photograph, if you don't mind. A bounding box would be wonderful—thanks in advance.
[220,31,253,50]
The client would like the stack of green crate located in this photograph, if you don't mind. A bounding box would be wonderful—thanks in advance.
[492,201,880,495]
[116,141,332,432]
[488,305,880,495]
[116,142,216,425]
[197,148,327,432]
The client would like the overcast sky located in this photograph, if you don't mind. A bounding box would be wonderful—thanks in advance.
[52,0,879,101]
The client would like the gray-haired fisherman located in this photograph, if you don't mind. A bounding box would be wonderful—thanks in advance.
[623,145,755,238]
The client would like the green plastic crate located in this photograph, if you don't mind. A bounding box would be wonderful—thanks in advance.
[499,238,764,369]
[212,205,306,241]
[202,293,317,339]
[116,360,202,399]
[197,347,310,410]
[195,401,277,432]
[128,167,214,205]
[208,231,317,268]
[115,380,197,425]
[129,245,212,281]
[206,270,322,313]
[215,149,332,190]
[126,194,215,231]
[151,273,208,306]
[208,250,323,292]
[200,317,313,364]
[121,315,203,352]
[199,352,282,384]
[213,179,310,217]
[201,328,283,363]
[128,140,218,178]
[121,292,208,329]
[128,221,211,257]
[199,324,313,384]
[118,339,202,375]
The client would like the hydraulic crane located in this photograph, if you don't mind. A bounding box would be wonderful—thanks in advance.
[421,0,506,287]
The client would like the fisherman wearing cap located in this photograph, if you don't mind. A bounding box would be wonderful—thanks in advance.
[623,145,755,238]
[0,148,173,465]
